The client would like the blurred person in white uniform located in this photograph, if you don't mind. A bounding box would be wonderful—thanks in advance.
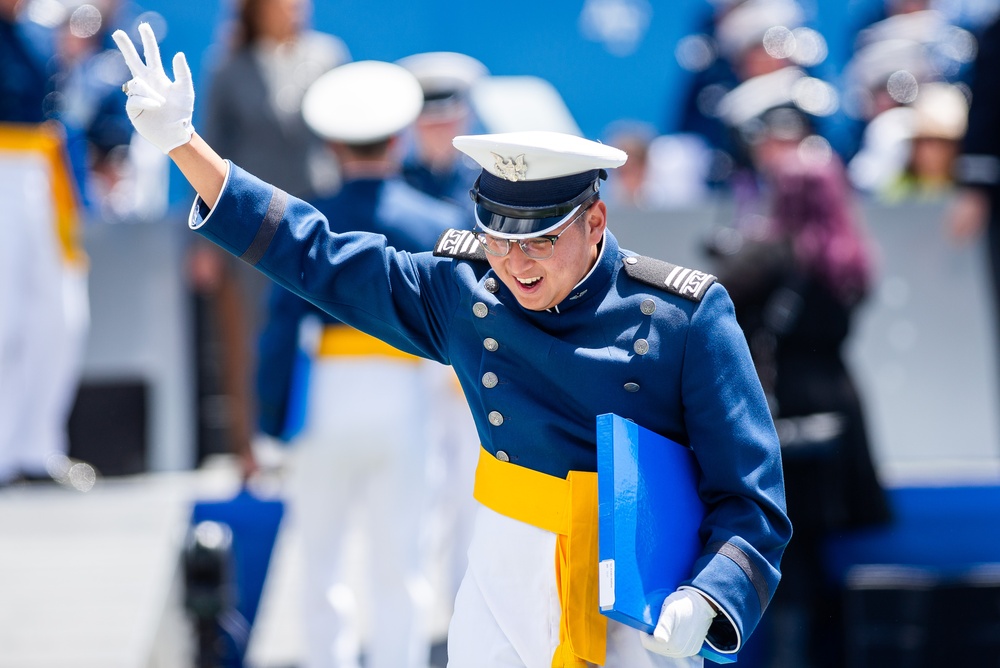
[254,60,466,668]
[0,0,91,488]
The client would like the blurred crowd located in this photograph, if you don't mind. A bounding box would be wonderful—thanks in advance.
[4,0,1000,666]
[606,0,995,213]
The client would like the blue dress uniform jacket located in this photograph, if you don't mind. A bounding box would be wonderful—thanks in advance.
[0,16,54,124]
[193,163,791,653]
[255,176,466,438]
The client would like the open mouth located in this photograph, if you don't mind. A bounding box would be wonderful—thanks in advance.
[515,276,543,291]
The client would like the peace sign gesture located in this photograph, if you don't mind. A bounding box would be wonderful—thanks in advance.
[112,22,195,154]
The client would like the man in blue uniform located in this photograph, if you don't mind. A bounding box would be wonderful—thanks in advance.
[255,59,466,668]
[114,23,790,667]
[397,51,488,207]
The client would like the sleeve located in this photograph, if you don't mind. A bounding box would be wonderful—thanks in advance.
[678,283,792,655]
[190,163,458,365]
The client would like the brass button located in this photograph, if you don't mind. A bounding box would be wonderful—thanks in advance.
[640,299,656,315]
[473,302,488,318]
[496,450,510,462]
[483,337,499,352]
[488,411,504,426]
[482,372,498,388]
[485,277,499,293]
[634,339,649,355]
[624,382,640,393]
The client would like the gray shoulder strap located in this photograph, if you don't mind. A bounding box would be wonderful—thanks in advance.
[622,255,716,302]
[433,229,487,262]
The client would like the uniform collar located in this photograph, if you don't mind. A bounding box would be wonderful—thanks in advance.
[546,230,619,314]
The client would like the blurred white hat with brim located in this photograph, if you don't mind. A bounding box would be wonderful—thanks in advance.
[302,60,424,144]
[396,51,489,119]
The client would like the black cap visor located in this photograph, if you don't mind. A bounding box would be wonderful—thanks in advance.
[471,179,600,239]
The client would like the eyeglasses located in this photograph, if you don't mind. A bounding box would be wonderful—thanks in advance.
[475,208,588,260]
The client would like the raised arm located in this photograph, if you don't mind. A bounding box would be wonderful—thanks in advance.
[112,23,227,207]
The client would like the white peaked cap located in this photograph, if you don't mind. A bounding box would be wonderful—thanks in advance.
[452,131,627,182]
[715,0,805,60]
[396,51,489,98]
[302,60,424,144]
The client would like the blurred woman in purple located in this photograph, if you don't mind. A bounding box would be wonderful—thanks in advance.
[708,154,892,668]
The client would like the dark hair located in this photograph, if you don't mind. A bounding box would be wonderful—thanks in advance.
[232,0,266,49]
[768,155,876,305]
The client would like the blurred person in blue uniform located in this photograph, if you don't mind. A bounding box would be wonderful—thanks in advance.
[672,0,827,193]
[114,24,791,667]
[255,60,465,668]
[0,0,91,488]
[711,0,841,229]
[707,153,891,668]
[715,69,839,233]
[191,0,352,477]
[395,49,487,637]
[397,51,487,207]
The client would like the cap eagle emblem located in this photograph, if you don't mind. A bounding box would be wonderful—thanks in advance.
[491,152,527,181]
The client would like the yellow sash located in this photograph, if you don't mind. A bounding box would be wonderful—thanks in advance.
[317,325,420,361]
[0,122,86,267]
[473,446,606,667]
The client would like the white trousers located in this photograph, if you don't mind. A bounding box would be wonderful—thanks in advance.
[447,506,703,668]
[289,357,436,668]
[420,363,479,617]
[0,154,89,483]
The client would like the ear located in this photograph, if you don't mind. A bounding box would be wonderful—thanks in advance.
[584,199,608,245]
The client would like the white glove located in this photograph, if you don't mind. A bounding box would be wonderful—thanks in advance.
[112,23,195,154]
[640,588,717,658]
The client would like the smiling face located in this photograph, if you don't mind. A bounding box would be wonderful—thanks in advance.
[484,201,608,311]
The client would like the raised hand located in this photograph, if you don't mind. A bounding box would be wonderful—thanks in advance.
[112,22,195,154]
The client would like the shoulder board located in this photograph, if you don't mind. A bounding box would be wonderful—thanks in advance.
[433,229,487,262]
[622,255,716,302]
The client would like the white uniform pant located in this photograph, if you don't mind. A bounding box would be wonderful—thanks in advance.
[447,506,703,668]
[421,363,479,618]
[289,356,435,668]
[0,153,89,483]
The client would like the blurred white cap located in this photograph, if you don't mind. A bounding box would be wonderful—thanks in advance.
[302,60,424,144]
[396,51,488,118]
[715,0,804,61]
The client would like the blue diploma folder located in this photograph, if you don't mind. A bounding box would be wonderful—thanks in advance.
[596,413,735,664]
